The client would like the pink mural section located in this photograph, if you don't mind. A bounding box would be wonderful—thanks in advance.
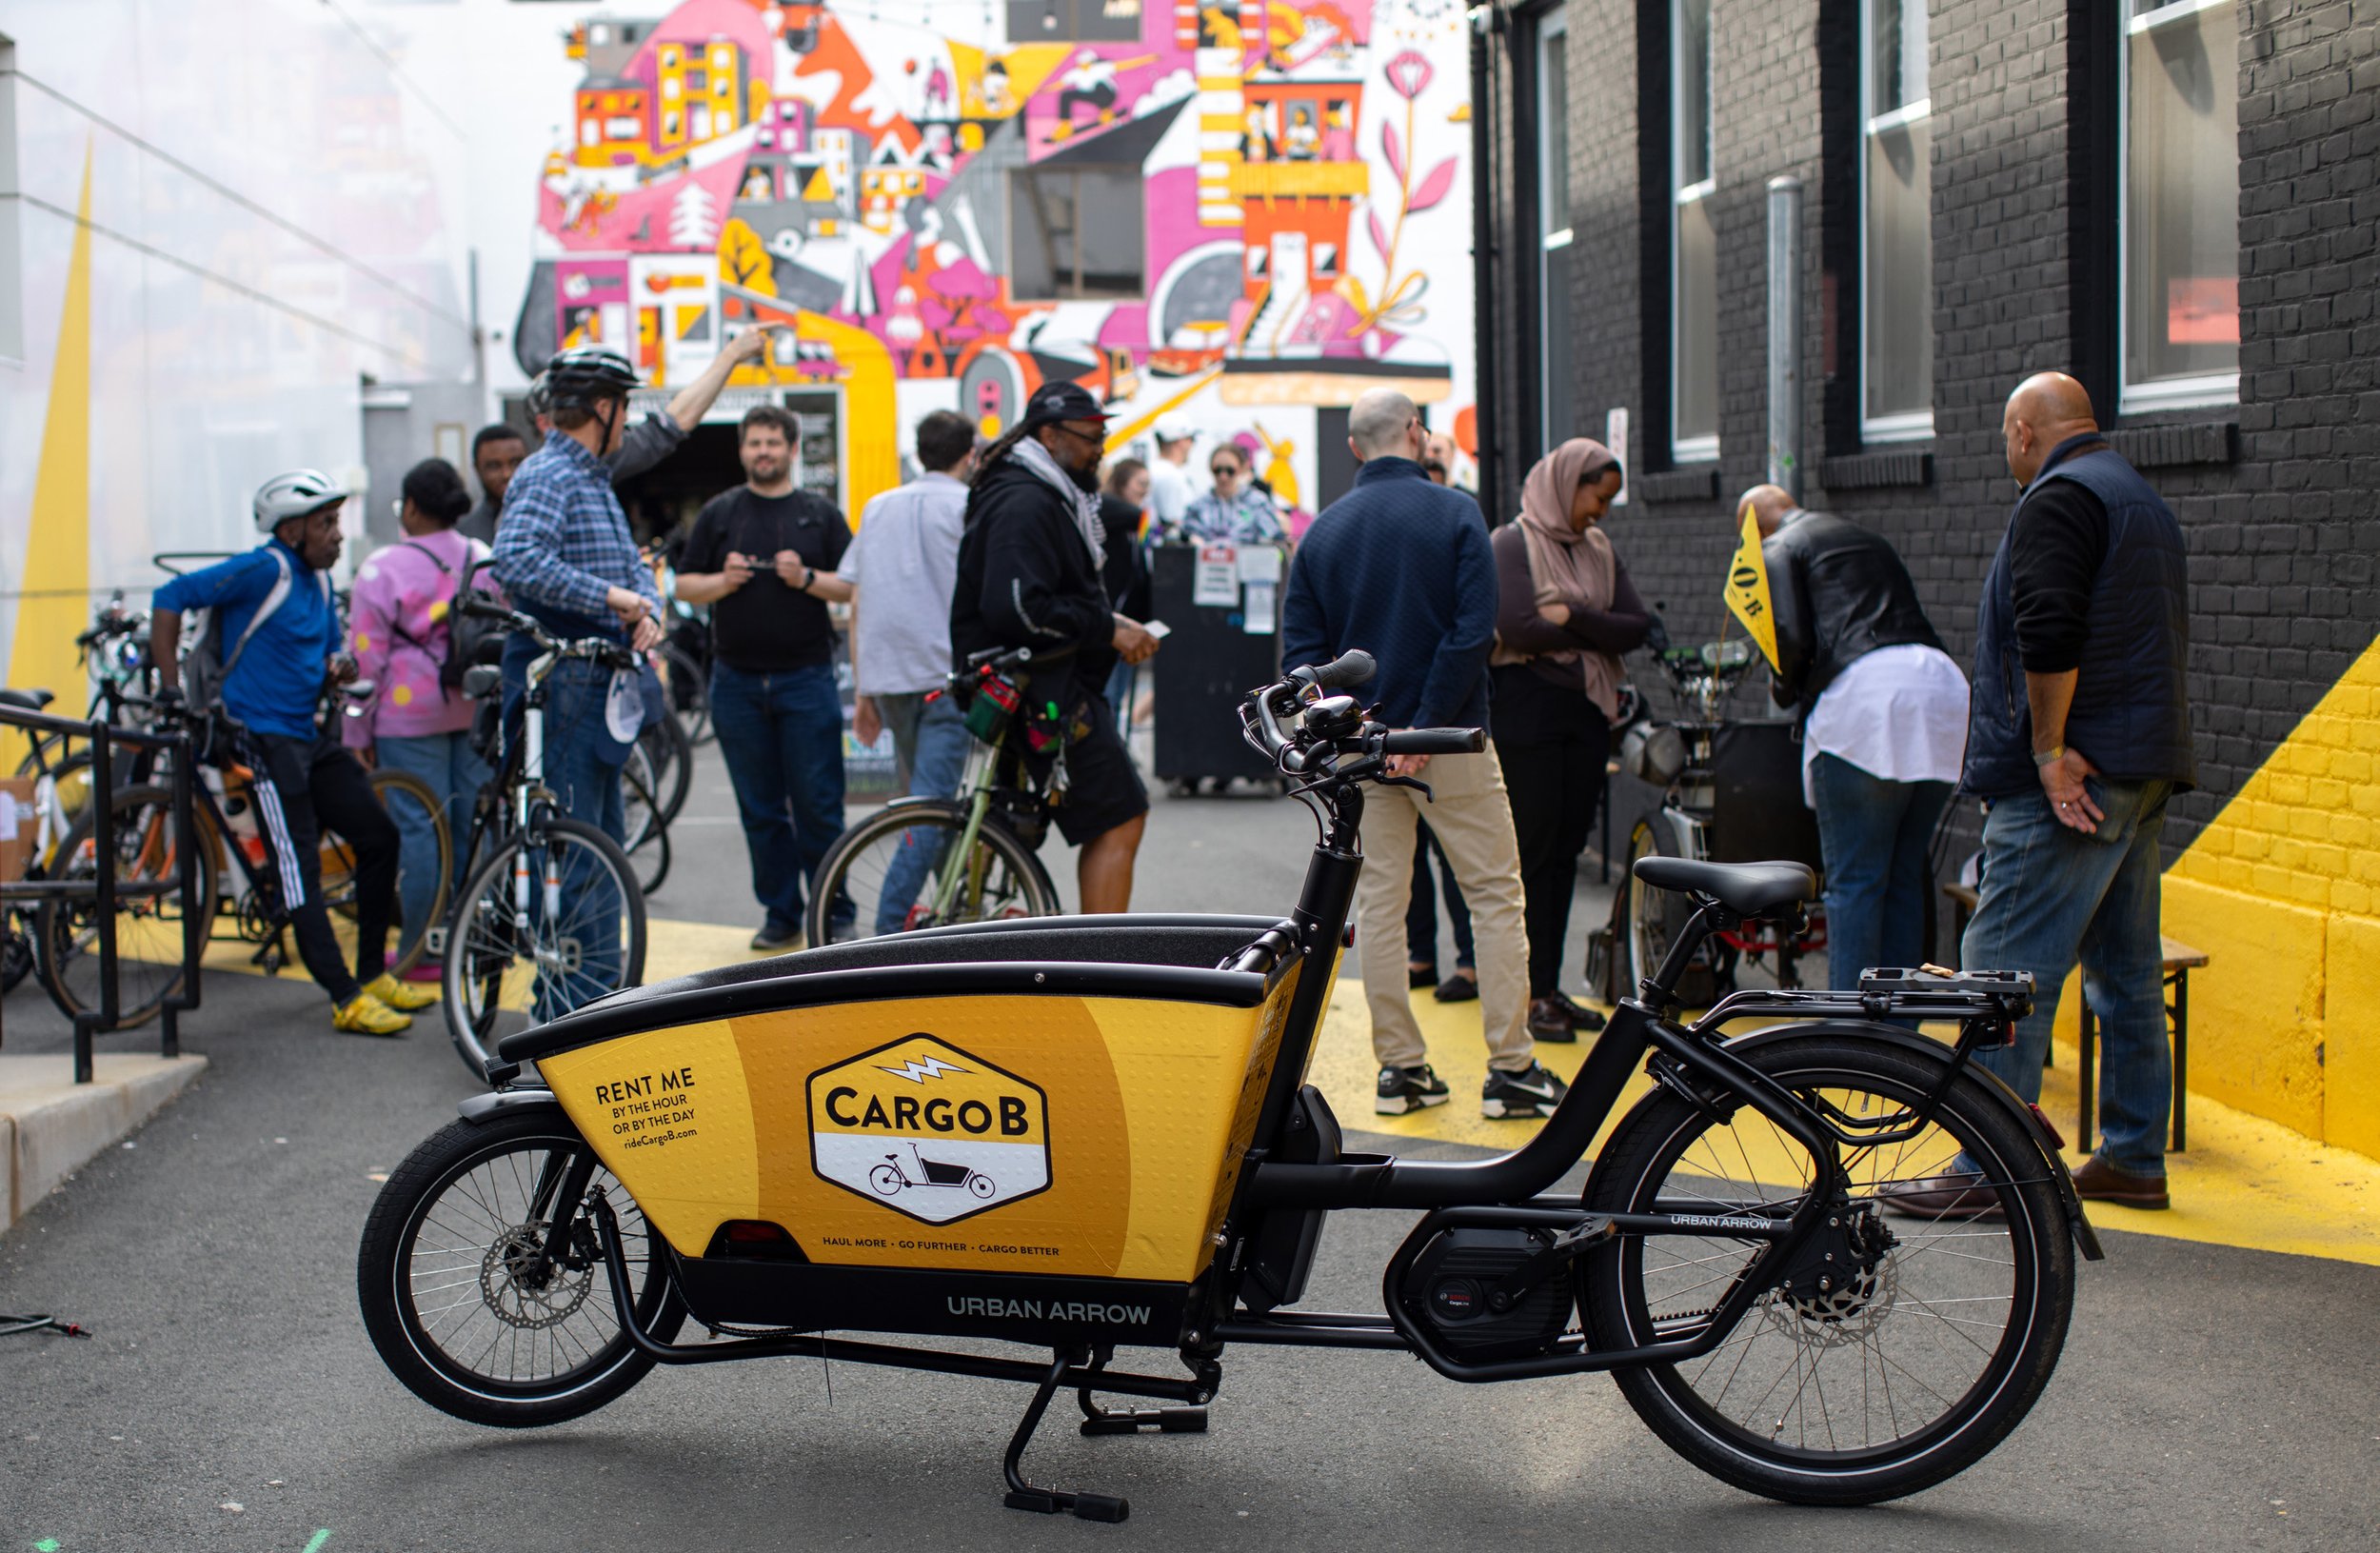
[521,0,1474,498]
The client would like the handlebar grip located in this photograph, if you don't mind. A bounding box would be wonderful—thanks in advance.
[455,596,514,624]
[1292,649,1377,692]
[1381,728,1486,756]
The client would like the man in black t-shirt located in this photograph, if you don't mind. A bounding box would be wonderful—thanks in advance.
[675,405,855,949]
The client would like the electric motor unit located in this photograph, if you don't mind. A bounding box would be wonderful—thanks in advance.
[1398,1227,1573,1362]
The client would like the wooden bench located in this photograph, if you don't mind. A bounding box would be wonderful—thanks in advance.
[1941,882,2206,1152]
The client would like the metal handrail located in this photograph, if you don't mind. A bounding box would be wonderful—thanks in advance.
[1,701,204,1082]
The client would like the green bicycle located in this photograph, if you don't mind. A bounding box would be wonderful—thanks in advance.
[803,646,1062,946]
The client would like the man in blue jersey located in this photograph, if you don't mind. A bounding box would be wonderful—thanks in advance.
[149,470,428,1035]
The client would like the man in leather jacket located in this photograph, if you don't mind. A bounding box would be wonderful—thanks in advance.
[1746,486,1968,998]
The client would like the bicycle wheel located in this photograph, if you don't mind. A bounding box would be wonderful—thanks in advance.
[33,782,221,1028]
[324,767,451,980]
[622,756,672,898]
[803,799,1059,947]
[659,640,711,747]
[357,1106,684,1427]
[636,713,693,826]
[442,816,647,1081]
[1625,814,1725,1007]
[1577,1030,2074,1505]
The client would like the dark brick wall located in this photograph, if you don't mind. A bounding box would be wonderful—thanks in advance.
[1475,0,2380,884]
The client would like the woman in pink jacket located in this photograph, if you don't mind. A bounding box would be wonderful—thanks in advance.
[347,459,495,979]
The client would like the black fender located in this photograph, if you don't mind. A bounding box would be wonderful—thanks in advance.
[457,1086,567,1126]
[1684,1020,2104,1263]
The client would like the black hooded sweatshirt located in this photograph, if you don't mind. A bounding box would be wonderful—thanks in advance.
[949,451,1118,707]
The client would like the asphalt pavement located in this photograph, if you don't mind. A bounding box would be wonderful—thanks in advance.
[5,753,2375,1552]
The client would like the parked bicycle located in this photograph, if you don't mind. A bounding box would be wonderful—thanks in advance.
[437,599,649,1082]
[32,687,450,1026]
[1617,637,1829,1005]
[359,647,2098,1522]
[802,646,1061,946]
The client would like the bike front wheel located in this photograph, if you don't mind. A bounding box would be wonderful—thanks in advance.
[803,799,1060,947]
[442,816,647,1081]
[357,1105,684,1427]
[1577,1030,2074,1505]
[33,782,221,1027]
[323,767,450,980]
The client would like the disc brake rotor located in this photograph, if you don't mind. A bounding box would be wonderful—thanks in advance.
[479,1223,594,1329]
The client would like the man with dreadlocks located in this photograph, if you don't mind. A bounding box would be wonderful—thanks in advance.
[950,383,1161,911]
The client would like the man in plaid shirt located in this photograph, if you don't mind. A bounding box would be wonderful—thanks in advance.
[491,346,664,849]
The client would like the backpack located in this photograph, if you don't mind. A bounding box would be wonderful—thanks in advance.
[390,541,506,696]
[182,547,295,714]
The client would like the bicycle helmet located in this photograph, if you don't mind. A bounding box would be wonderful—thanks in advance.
[252,468,350,533]
[543,345,641,414]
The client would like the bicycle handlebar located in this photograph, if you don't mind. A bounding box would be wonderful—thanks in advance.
[453,597,638,672]
[1381,728,1486,756]
[1289,649,1375,693]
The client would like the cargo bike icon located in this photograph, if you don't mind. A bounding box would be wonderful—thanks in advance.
[872,1143,999,1202]
[360,649,2101,1525]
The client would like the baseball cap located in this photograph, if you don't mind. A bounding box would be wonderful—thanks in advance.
[1021,381,1111,429]
[1155,420,1197,444]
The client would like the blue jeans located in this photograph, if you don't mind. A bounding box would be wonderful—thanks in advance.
[501,640,631,1021]
[710,661,846,929]
[873,690,973,935]
[1102,658,1139,733]
[1406,822,1475,971]
[1963,778,2174,1175]
[1808,753,1951,994]
[373,729,492,966]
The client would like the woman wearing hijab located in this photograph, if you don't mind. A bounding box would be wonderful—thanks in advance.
[1491,438,1650,1042]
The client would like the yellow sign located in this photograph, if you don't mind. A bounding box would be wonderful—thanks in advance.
[1723,499,1782,672]
[807,1034,1050,1224]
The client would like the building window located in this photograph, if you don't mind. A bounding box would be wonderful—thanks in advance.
[1860,0,1932,439]
[1671,0,1717,461]
[2121,0,2239,411]
[1537,13,1575,449]
[1009,168,1143,299]
[1006,0,1143,44]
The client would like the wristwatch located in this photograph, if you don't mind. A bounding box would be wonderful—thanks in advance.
[2033,745,2066,767]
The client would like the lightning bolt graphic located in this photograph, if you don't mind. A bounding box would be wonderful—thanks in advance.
[878,1056,970,1085]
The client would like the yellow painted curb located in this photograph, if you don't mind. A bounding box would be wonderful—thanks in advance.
[1308,981,2380,1267]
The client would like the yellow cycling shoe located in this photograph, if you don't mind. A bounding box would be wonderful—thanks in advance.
[362,972,440,1011]
[334,991,413,1036]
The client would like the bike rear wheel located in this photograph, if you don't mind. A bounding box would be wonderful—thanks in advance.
[32,782,220,1027]
[1577,1030,2073,1505]
[442,816,646,1081]
[636,713,693,826]
[658,639,712,747]
[357,1106,683,1427]
[621,753,672,897]
[803,799,1059,947]
[1624,812,1730,1007]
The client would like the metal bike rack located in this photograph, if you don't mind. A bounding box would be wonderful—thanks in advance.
[1,704,205,1083]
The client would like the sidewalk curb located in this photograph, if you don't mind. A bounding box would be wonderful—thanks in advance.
[0,1054,209,1229]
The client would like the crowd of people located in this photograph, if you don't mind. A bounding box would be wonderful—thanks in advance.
[157,335,2189,1210]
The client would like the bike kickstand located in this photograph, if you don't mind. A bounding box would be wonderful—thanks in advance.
[1002,1347,1129,1523]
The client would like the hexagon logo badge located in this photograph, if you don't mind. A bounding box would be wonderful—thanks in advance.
[806,1034,1050,1224]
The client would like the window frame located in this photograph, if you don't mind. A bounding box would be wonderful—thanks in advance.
[1670,0,1717,464]
[2117,0,2240,414]
[1856,0,1934,443]
[1005,165,1145,302]
[1537,10,1574,451]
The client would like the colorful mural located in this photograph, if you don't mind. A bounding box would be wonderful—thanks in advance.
[514,0,1477,517]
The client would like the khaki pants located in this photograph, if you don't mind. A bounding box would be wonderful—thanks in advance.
[1354,745,1534,1073]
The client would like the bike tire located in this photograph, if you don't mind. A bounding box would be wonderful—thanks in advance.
[442,816,647,1083]
[623,758,672,898]
[803,799,1060,948]
[324,767,451,980]
[658,639,712,747]
[636,713,694,826]
[32,782,220,1028]
[1624,813,1725,1008]
[357,1106,684,1427]
[1576,1030,2074,1505]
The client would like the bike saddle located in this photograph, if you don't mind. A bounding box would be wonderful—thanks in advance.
[1633,858,1815,917]
[0,687,55,711]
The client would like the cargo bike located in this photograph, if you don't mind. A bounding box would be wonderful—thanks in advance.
[359,651,2101,1522]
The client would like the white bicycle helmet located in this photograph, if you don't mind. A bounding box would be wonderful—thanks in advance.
[252,468,349,533]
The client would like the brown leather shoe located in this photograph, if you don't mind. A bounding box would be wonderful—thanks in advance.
[1527,995,1578,1043]
[2070,1153,2170,1210]
[1875,1173,2005,1222]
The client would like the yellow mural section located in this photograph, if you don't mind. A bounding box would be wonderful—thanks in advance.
[2157,632,2380,1158]
[7,147,94,725]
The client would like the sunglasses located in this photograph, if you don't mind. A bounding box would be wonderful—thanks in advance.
[1210,463,1242,477]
